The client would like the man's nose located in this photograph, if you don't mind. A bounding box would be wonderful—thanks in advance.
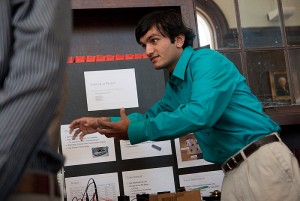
[145,44,154,55]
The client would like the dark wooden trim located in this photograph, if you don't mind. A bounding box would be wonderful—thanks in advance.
[72,0,183,9]
[264,105,300,125]
[71,0,199,48]
[195,0,230,48]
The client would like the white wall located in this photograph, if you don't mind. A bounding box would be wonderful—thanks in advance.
[214,0,299,28]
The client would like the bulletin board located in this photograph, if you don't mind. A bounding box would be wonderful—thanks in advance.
[60,4,223,200]
[62,59,166,123]
[60,58,222,201]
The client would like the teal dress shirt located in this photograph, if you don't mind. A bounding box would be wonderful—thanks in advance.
[111,46,280,164]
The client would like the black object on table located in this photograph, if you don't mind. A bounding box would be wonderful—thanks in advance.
[202,196,221,201]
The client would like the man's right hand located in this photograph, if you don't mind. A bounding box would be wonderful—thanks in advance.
[69,117,110,141]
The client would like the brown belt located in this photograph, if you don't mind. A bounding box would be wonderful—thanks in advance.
[221,134,280,173]
[14,172,60,196]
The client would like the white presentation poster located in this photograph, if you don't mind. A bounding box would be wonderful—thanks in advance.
[174,133,212,168]
[84,68,139,111]
[65,172,120,201]
[61,124,116,166]
[122,167,176,200]
[120,140,172,160]
[179,170,224,197]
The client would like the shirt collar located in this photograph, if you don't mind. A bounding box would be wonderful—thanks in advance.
[171,46,194,80]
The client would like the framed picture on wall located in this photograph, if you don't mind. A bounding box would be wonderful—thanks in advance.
[269,70,291,100]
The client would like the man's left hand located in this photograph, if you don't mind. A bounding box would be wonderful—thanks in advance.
[97,108,130,140]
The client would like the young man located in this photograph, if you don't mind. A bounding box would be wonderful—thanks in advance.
[69,10,300,201]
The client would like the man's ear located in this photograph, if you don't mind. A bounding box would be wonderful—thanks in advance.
[175,34,185,48]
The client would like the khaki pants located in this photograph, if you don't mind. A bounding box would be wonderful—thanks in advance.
[221,141,300,201]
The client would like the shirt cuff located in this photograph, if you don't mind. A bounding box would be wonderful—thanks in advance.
[110,117,121,122]
[128,121,148,144]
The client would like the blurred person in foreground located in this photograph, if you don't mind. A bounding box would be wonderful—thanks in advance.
[0,0,72,200]
[69,10,300,201]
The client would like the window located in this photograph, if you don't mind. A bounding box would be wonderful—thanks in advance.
[195,0,300,124]
[196,9,213,48]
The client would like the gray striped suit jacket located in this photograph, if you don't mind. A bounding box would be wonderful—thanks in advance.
[0,0,72,199]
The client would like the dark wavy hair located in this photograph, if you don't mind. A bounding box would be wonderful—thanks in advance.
[135,10,195,48]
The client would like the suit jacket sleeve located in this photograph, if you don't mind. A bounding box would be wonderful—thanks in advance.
[0,0,71,199]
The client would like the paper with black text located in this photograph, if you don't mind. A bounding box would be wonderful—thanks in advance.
[120,140,172,160]
[65,172,119,201]
[122,167,176,200]
[84,68,139,111]
[179,170,224,197]
[61,124,116,166]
